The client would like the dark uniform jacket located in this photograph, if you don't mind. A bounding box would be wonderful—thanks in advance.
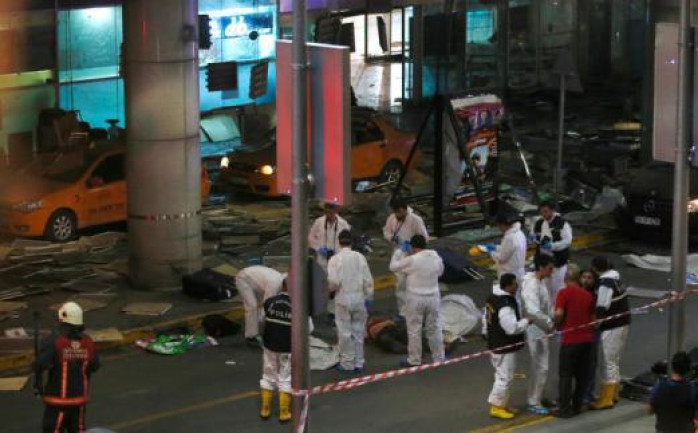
[534,215,570,268]
[35,323,100,407]
[263,292,292,353]
[485,293,526,355]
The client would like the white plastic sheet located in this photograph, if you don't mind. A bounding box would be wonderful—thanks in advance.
[440,294,482,344]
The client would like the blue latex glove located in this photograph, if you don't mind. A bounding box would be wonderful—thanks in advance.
[541,240,553,252]
[318,247,329,257]
[364,299,373,313]
[400,241,410,253]
[484,244,497,253]
[529,232,538,244]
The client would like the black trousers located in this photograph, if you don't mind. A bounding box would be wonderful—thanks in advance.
[559,343,593,413]
[43,405,85,433]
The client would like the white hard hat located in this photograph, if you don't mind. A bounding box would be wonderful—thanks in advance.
[58,302,83,326]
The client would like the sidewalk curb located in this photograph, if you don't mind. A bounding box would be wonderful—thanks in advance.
[0,231,616,375]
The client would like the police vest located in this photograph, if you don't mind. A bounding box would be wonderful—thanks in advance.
[534,215,570,268]
[263,292,292,353]
[598,277,631,331]
[485,294,525,354]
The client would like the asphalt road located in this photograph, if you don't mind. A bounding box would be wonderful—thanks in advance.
[2,250,697,433]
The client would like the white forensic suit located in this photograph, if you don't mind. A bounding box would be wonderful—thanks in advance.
[596,269,629,385]
[308,214,351,315]
[491,222,528,283]
[235,266,284,339]
[383,208,429,316]
[308,214,352,271]
[536,213,573,301]
[520,271,554,408]
[389,248,445,366]
[327,247,374,370]
[483,285,530,408]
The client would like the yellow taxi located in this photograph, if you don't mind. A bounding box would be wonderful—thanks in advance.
[0,143,211,242]
[216,109,417,197]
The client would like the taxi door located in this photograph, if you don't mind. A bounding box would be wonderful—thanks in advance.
[350,117,387,179]
[82,153,127,227]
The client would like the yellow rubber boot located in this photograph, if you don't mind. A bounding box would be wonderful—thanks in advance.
[489,405,516,420]
[590,383,616,410]
[260,389,273,419]
[279,392,292,423]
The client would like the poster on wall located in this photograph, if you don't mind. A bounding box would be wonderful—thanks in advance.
[446,94,503,212]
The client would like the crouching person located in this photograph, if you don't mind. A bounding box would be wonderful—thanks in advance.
[485,274,532,420]
[260,279,292,423]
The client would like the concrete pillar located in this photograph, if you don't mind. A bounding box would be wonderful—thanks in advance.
[123,0,202,289]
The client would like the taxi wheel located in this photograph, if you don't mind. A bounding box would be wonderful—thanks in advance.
[45,210,77,242]
[379,160,403,184]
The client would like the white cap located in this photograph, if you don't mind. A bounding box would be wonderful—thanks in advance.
[58,302,83,326]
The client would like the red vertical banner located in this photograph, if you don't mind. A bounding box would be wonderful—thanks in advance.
[276,40,351,205]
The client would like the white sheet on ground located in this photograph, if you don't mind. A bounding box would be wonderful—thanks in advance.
[309,336,339,371]
[622,254,698,284]
[441,294,482,344]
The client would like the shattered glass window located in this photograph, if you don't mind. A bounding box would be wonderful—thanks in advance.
[467,10,494,43]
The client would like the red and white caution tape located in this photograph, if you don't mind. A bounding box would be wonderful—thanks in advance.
[290,289,696,431]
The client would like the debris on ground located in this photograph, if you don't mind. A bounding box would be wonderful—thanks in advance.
[85,328,124,343]
[122,302,173,316]
[135,334,217,355]
[50,298,108,313]
[0,376,29,391]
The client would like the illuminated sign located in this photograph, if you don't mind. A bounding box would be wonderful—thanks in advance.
[210,13,274,39]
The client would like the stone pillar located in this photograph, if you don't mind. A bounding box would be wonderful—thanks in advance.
[123,0,202,289]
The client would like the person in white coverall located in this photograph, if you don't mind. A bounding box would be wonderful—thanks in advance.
[590,256,630,410]
[308,202,351,317]
[520,254,555,414]
[532,201,573,302]
[235,265,285,348]
[383,198,429,318]
[389,234,445,367]
[490,214,527,283]
[327,230,374,373]
[483,273,533,420]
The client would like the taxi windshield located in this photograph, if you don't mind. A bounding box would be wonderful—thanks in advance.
[42,151,93,183]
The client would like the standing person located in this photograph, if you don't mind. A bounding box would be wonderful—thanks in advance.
[490,214,527,283]
[35,302,100,433]
[590,256,630,410]
[579,269,601,405]
[259,279,293,423]
[327,230,374,373]
[532,201,573,302]
[520,254,555,414]
[309,203,351,318]
[553,264,596,418]
[309,202,351,271]
[484,273,532,420]
[389,234,445,367]
[236,265,285,348]
[648,351,698,433]
[383,198,429,318]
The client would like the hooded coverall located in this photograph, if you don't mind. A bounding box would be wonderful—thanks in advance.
[383,209,429,316]
[520,271,554,407]
[389,248,445,366]
[328,247,374,370]
[235,266,284,339]
[491,222,527,283]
